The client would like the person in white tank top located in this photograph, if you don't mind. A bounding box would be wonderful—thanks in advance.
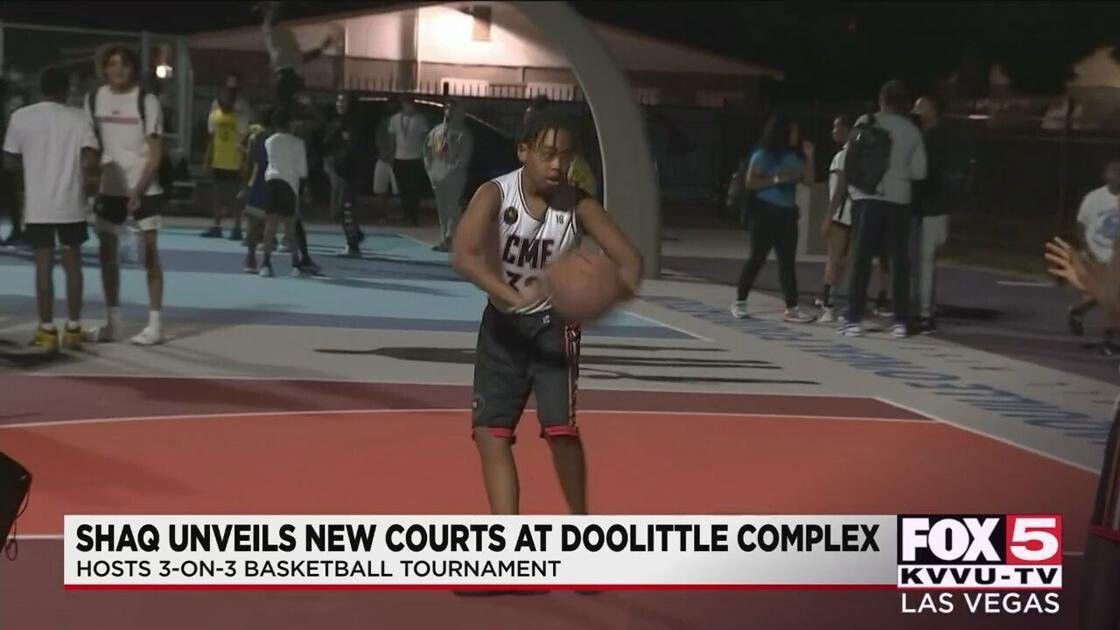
[450,111,643,520]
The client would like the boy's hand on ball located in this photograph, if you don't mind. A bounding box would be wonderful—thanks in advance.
[617,275,639,301]
[512,277,549,311]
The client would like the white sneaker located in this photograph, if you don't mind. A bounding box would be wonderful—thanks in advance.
[839,323,864,337]
[82,323,117,343]
[130,327,164,346]
[730,301,748,319]
[890,323,910,338]
[818,306,836,323]
[784,307,815,324]
[259,264,274,278]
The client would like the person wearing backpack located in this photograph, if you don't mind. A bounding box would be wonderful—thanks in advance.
[840,80,927,338]
[730,112,816,323]
[83,44,167,346]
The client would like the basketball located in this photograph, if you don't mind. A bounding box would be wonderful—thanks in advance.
[547,250,625,322]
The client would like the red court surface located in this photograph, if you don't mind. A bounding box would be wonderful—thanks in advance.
[0,376,1099,629]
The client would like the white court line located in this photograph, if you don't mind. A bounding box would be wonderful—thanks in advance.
[996,280,1052,287]
[12,372,878,399]
[618,308,712,342]
[0,408,930,431]
[391,232,711,341]
[0,408,459,430]
[395,232,439,249]
[873,396,1097,474]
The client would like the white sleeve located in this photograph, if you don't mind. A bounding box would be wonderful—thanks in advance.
[910,130,928,181]
[143,94,163,138]
[297,139,308,179]
[81,114,99,151]
[2,111,22,155]
[1077,193,1095,227]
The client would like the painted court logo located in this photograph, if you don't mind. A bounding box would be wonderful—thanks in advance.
[897,515,1062,615]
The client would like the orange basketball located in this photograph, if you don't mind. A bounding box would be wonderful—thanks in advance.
[547,250,625,322]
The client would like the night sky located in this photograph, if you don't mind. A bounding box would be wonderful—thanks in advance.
[1,1,1117,100]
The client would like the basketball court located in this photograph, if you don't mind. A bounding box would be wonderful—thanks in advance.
[0,223,1110,628]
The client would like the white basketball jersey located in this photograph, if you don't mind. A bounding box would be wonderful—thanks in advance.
[491,168,581,314]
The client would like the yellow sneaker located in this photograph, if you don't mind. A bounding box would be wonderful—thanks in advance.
[61,327,84,350]
[30,327,59,352]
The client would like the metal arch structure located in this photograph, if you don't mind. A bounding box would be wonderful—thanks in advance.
[513,1,661,279]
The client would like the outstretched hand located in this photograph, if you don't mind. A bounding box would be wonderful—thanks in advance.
[1044,237,1098,294]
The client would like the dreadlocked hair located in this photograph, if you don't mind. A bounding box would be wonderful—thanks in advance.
[518,109,579,152]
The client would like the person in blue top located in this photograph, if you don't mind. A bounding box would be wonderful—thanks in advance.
[731,112,816,322]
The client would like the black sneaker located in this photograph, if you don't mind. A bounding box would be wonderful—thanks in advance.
[918,317,938,334]
[200,226,223,238]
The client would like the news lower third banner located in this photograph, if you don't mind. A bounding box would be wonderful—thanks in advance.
[63,514,1063,590]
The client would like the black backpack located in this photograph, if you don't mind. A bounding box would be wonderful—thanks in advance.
[845,114,892,195]
[87,86,175,198]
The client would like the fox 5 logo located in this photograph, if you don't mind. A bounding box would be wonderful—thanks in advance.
[898,515,1062,565]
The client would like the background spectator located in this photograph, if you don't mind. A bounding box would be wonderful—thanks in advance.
[424,99,473,252]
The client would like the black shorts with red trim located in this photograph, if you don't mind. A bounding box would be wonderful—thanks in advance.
[471,302,581,441]
[1090,406,1120,543]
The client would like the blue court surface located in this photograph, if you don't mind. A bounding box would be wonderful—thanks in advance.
[0,225,690,339]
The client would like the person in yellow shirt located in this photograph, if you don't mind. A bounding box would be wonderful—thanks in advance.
[567,153,598,199]
[202,87,246,239]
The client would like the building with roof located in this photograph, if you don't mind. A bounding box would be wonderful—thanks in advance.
[188,2,782,107]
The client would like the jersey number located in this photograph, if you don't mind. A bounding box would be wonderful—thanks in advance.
[505,272,540,291]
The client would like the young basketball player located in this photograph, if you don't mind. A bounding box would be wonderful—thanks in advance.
[452,111,642,517]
